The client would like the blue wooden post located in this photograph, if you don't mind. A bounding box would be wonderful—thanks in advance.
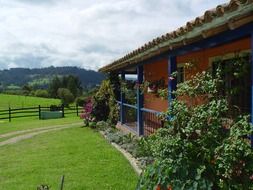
[137,65,144,136]
[168,56,177,104]
[167,56,177,121]
[251,33,253,147]
[120,71,125,124]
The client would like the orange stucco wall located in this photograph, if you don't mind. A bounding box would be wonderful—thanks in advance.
[143,37,251,112]
[144,59,168,112]
[177,37,251,79]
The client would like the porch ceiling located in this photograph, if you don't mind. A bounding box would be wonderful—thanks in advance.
[99,0,253,73]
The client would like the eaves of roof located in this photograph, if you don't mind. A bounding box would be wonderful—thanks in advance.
[99,0,253,73]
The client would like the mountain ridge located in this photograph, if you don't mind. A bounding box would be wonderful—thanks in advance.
[0,66,105,88]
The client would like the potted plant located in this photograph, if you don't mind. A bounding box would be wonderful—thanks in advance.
[141,78,165,94]
[147,82,157,93]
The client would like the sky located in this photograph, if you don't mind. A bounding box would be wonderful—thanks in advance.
[0,0,228,71]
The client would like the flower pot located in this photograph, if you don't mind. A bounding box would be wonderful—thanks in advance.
[147,87,156,93]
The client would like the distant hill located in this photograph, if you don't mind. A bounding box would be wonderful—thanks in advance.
[0,66,105,89]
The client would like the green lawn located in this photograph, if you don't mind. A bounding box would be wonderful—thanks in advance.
[0,94,82,126]
[0,126,138,189]
[0,94,61,109]
[0,117,82,135]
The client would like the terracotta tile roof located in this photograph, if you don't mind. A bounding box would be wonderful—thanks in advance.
[99,0,253,73]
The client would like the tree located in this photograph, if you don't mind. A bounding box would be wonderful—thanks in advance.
[48,75,83,99]
[22,85,32,96]
[57,88,74,106]
[92,79,119,124]
[49,76,61,98]
[108,73,121,101]
[35,89,49,98]
[67,75,82,98]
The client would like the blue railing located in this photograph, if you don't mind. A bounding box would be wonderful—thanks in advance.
[117,100,164,136]
[142,108,164,136]
[123,103,137,109]
[141,108,161,115]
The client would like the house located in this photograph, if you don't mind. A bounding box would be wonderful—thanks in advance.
[99,0,253,144]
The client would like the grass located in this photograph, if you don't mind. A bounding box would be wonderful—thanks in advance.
[0,93,61,109]
[0,127,138,189]
[0,93,82,125]
[0,117,82,135]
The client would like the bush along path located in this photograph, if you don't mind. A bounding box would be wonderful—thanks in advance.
[0,122,83,146]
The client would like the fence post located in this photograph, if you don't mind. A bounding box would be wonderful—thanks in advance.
[76,104,79,117]
[62,104,65,118]
[59,175,65,190]
[8,107,11,122]
[38,105,41,120]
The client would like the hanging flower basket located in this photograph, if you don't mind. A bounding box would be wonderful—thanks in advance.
[147,86,156,93]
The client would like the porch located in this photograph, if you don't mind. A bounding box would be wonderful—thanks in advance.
[116,65,166,136]
[100,2,253,144]
[116,102,165,136]
[115,29,253,137]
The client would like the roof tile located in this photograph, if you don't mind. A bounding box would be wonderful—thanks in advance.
[99,0,253,72]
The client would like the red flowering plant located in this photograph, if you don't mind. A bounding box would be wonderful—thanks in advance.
[80,98,96,127]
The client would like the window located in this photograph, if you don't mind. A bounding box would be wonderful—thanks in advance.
[212,54,251,115]
[177,66,185,84]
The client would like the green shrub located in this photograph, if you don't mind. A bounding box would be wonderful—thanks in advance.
[92,79,119,124]
[50,105,61,111]
[138,71,253,190]
[75,96,87,107]
[35,89,49,98]
[57,88,74,106]
[106,131,124,144]
[96,121,109,131]
[22,85,32,96]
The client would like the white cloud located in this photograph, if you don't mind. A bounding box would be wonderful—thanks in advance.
[0,0,229,71]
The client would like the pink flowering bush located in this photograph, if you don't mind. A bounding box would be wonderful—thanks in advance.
[80,98,95,126]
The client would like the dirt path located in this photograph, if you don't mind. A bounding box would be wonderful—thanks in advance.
[0,122,83,139]
[0,122,83,147]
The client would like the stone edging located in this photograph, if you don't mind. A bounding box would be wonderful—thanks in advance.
[99,131,142,176]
